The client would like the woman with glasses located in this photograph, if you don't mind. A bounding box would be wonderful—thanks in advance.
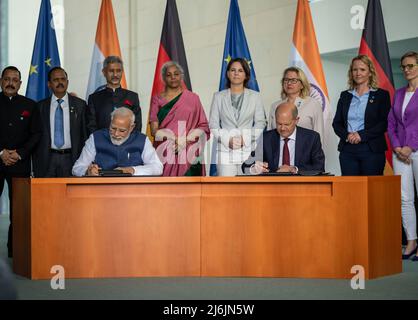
[333,54,391,176]
[268,67,324,144]
[388,51,418,260]
[209,58,266,176]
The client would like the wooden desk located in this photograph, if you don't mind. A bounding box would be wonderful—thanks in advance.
[13,176,401,280]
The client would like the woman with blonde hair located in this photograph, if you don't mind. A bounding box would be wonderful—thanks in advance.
[332,54,391,176]
[268,67,324,144]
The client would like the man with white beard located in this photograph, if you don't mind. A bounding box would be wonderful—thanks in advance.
[72,107,162,176]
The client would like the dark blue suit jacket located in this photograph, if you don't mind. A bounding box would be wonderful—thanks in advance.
[332,88,390,153]
[242,126,325,173]
[32,95,88,177]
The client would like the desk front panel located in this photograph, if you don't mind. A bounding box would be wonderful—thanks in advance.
[27,179,201,279]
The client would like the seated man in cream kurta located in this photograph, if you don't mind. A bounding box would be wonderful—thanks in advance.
[72,107,163,176]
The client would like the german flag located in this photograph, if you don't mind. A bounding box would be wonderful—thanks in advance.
[146,0,191,141]
[359,0,394,170]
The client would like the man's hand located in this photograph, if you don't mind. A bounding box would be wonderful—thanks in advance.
[1,149,19,166]
[250,161,269,174]
[277,165,297,174]
[115,167,135,175]
[86,163,100,176]
[229,136,244,150]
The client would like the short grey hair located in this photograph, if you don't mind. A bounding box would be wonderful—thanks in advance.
[161,61,184,82]
[103,56,124,69]
[111,107,135,126]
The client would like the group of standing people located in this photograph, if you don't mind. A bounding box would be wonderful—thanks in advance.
[332,52,418,261]
[0,50,417,260]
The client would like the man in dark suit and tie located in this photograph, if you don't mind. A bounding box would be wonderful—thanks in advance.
[242,102,325,174]
[86,56,141,134]
[0,66,41,257]
[33,67,87,177]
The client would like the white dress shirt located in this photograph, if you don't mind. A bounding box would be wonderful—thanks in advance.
[50,93,72,150]
[402,92,414,120]
[72,133,163,176]
[278,128,297,168]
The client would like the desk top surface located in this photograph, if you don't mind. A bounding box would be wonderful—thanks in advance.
[15,175,401,185]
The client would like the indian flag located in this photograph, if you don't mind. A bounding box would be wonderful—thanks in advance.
[86,0,126,99]
[290,0,335,171]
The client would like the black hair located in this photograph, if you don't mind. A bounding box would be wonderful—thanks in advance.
[1,66,21,80]
[48,67,68,81]
[225,58,251,89]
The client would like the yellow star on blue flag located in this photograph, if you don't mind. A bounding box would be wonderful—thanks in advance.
[29,65,38,75]
[45,58,52,67]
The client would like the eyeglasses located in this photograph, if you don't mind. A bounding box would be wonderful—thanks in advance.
[400,64,418,71]
[283,78,300,84]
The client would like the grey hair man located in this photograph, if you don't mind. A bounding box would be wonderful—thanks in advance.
[73,107,162,176]
[242,102,325,174]
[86,55,142,134]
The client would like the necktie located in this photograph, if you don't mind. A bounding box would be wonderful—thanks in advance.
[282,138,290,166]
[54,99,64,149]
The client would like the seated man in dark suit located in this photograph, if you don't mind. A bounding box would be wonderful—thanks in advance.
[72,107,162,177]
[33,67,87,177]
[242,102,325,174]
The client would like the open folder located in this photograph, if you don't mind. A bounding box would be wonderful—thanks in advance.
[98,169,132,177]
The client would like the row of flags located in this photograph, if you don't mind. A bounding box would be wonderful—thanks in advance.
[24,0,395,174]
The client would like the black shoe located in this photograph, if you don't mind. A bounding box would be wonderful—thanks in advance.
[7,251,12,258]
[402,247,417,260]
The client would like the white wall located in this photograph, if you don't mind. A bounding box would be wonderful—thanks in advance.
[311,0,418,54]
[8,0,64,93]
[63,0,296,127]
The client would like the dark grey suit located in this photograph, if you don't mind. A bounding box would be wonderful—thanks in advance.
[33,94,87,177]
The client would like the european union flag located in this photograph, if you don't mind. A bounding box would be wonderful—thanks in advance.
[218,0,259,92]
[210,0,259,176]
[26,0,61,102]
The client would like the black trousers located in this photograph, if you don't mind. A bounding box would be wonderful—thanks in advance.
[0,173,14,256]
[339,143,386,176]
[45,152,73,177]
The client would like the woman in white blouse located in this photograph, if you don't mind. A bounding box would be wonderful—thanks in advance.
[209,58,266,176]
[268,67,324,144]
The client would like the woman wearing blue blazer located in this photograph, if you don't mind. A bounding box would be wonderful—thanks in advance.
[332,55,391,176]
